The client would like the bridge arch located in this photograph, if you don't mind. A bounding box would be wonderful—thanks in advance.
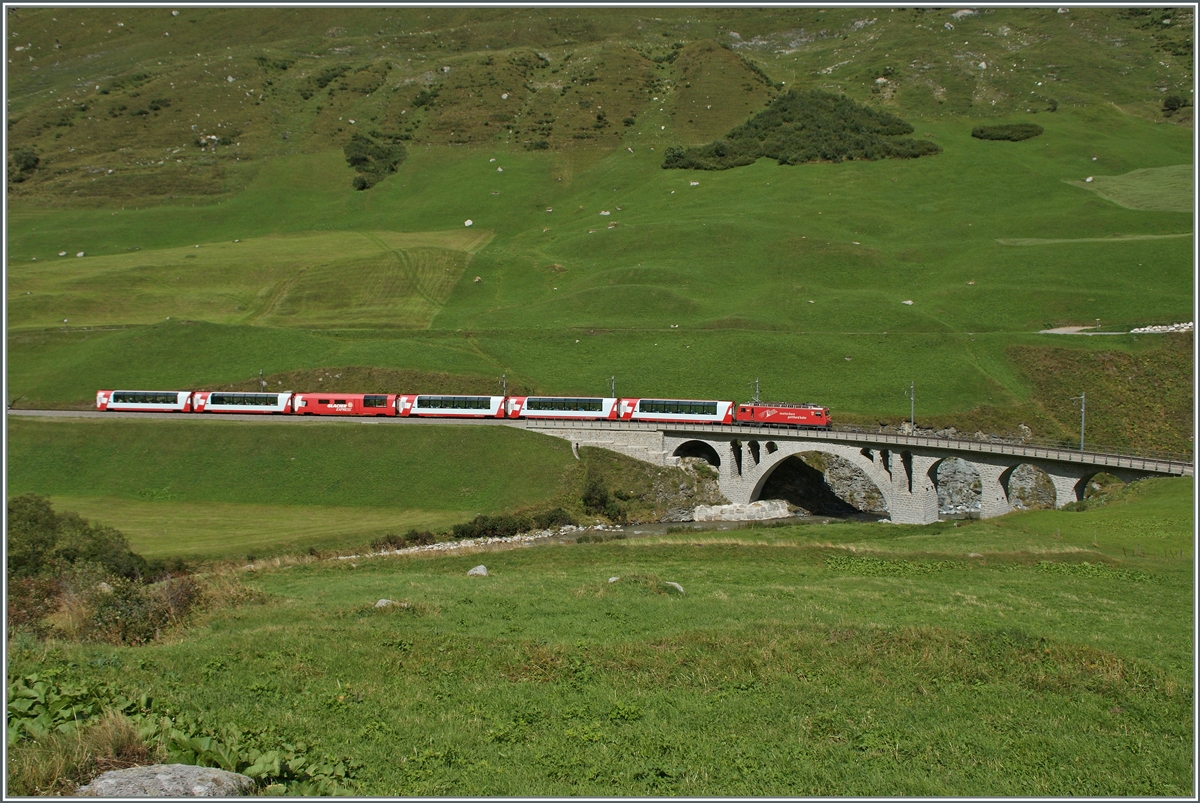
[929,456,984,516]
[754,451,889,515]
[747,442,895,514]
[672,439,721,469]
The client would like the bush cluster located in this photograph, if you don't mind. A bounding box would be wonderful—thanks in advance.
[6,495,208,645]
[970,123,1044,141]
[8,148,40,183]
[582,467,626,523]
[1162,94,1189,116]
[8,494,148,580]
[372,529,435,550]
[451,508,575,540]
[344,133,407,190]
[662,89,940,170]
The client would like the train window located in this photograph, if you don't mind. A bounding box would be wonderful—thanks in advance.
[419,396,491,410]
[210,393,278,406]
[319,399,329,404]
[638,400,717,415]
[334,399,346,405]
[526,397,603,412]
[364,396,387,408]
[114,391,179,405]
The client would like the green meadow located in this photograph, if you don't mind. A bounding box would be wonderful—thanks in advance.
[8,478,1192,795]
[4,8,1194,794]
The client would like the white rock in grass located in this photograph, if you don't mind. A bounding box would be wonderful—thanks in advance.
[375,599,397,608]
[467,565,488,577]
[663,581,685,594]
[902,299,914,305]
[608,576,620,583]
[59,251,67,256]
[77,764,253,797]
[76,251,85,257]
[1085,176,1093,183]
[464,219,473,227]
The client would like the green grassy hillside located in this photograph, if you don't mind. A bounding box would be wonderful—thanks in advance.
[5,7,1194,494]
[8,478,1193,795]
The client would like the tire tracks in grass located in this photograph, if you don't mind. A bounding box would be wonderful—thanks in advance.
[246,267,308,325]
[361,231,446,313]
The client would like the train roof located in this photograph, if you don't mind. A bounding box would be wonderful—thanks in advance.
[743,401,827,409]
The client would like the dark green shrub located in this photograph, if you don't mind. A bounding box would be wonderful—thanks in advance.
[1163,94,1187,114]
[344,133,406,190]
[582,470,611,515]
[7,494,147,580]
[9,148,40,181]
[533,508,575,529]
[412,88,439,108]
[971,123,1044,141]
[452,513,533,540]
[525,139,549,150]
[82,577,175,645]
[372,529,435,550]
[663,89,939,170]
[7,575,62,636]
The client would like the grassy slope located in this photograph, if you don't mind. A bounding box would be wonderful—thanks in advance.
[8,478,1192,795]
[6,417,580,558]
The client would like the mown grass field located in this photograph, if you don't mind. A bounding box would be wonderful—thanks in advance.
[7,478,1192,795]
[6,417,583,559]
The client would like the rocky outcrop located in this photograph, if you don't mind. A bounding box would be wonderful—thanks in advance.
[823,454,888,513]
[76,765,254,797]
[1007,463,1057,508]
[694,499,790,521]
[937,457,982,514]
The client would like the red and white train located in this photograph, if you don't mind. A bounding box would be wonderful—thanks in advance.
[96,390,830,428]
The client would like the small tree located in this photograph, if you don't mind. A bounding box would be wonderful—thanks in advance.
[1163,94,1186,113]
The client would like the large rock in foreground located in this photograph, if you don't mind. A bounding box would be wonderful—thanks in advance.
[76,765,254,797]
[693,499,790,522]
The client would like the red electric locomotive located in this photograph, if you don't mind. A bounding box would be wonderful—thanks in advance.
[735,401,830,428]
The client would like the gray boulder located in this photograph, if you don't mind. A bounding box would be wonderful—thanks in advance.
[467,565,488,577]
[76,764,254,797]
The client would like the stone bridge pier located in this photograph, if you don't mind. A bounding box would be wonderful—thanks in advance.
[526,423,1172,526]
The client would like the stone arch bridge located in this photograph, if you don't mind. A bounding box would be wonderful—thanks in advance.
[525,420,1193,525]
